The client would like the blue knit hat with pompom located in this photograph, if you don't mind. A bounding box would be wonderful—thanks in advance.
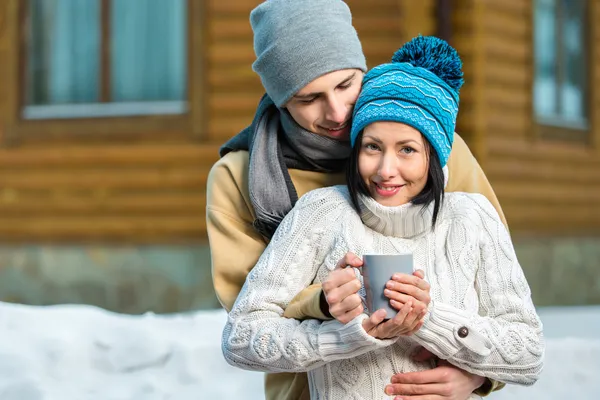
[350,36,464,167]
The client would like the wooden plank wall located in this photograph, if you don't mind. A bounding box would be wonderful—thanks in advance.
[0,0,438,243]
[0,145,218,241]
[452,1,482,149]
[453,0,600,235]
[0,0,218,242]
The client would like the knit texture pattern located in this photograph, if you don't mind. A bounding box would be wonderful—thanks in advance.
[222,187,545,399]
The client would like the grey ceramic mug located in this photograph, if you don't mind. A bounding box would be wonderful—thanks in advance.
[362,254,414,318]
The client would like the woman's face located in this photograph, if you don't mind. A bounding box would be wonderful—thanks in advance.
[358,122,429,207]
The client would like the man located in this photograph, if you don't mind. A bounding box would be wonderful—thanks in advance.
[207,0,505,398]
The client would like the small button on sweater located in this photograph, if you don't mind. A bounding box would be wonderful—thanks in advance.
[222,186,544,400]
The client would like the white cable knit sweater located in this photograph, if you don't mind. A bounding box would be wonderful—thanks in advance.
[222,186,544,400]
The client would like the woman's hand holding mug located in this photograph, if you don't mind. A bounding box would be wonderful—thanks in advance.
[385,269,431,316]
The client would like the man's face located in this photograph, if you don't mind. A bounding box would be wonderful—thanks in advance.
[284,69,364,141]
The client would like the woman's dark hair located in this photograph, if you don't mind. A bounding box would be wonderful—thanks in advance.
[346,131,445,228]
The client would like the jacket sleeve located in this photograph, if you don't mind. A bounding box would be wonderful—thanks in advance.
[412,195,544,385]
[206,154,330,320]
[446,134,508,228]
[474,378,506,396]
[284,283,330,320]
[206,156,268,312]
[222,191,395,373]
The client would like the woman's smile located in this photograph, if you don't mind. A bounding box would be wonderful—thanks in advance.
[373,182,405,197]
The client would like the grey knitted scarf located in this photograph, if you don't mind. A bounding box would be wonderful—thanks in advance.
[220,94,350,239]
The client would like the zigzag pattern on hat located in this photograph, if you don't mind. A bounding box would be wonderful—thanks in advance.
[363,66,458,105]
[358,71,457,134]
[363,70,456,106]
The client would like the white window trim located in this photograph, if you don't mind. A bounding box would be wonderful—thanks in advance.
[22,101,188,120]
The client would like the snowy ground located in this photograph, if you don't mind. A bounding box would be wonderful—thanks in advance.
[0,302,598,400]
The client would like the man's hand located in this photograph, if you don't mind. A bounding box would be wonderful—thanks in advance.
[322,252,364,324]
[385,355,485,400]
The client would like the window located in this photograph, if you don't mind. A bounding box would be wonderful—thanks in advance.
[24,0,188,120]
[533,0,588,130]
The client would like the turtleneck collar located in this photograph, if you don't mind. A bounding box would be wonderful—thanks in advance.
[359,194,433,238]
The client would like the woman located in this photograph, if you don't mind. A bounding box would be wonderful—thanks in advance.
[222,36,544,399]
[210,1,505,397]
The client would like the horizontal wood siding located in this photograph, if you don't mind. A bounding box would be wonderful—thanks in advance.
[0,144,220,241]
[457,0,600,234]
[452,0,478,146]
[11,0,595,240]
[0,0,423,242]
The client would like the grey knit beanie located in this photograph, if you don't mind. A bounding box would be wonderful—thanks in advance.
[250,0,367,107]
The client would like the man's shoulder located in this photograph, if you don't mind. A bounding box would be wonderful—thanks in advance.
[206,150,252,218]
[207,151,250,197]
[450,132,471,156]
[209,150,249,181]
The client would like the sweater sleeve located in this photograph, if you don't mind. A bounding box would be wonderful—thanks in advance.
[222,189,395,373]
[412,195,544,385]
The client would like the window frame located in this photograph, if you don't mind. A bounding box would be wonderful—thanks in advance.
[0,0,205,146]
[533,0,591,143]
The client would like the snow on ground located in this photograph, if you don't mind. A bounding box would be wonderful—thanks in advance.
[0,303,264,400]
[493,306,600,400]
[0,302,598,400]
